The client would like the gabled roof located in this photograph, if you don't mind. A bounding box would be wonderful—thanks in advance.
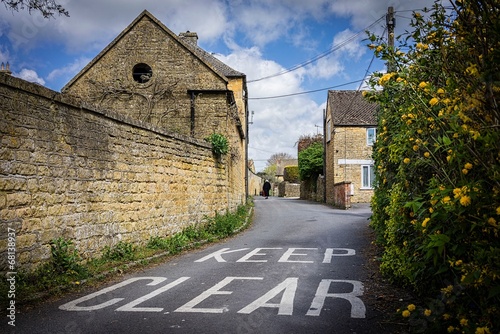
[180,36,244,78]
[62,10,243,92]
[327,90,378,126]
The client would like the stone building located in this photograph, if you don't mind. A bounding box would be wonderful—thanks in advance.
[0,10,248,270]
[63,10,248,203]
[324,90,378,205]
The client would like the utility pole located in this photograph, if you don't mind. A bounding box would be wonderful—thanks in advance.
[386,6,396,72]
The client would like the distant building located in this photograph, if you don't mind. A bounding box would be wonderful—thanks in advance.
[324,90,378,205]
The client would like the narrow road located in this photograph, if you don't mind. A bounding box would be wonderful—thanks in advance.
[7,197,388,334]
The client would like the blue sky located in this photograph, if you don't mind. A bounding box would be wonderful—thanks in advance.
[0,0,437,172]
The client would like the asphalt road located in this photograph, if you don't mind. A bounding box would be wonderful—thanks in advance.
[6,197,387,334]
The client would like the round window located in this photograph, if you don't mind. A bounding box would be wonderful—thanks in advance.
[132,63,152,83]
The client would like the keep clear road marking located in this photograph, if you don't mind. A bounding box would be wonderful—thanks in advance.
[194,247,356,263]
[59,247,366,318]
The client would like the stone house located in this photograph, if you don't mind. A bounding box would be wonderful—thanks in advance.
[0,10,248,270]
[324,90,378,206]
[63,10,248,202]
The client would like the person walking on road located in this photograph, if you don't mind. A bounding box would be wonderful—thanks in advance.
[263,180,271,199]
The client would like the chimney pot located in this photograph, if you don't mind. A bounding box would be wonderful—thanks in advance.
[0,61,12,75]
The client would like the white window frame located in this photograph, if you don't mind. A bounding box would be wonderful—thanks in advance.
[361,165,375,189]
[366,128,376,146]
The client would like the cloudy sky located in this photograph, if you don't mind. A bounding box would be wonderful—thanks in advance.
[0,0,437,172]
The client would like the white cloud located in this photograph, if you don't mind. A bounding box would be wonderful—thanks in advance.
[14,68,45,85]
[215,48,323,171]
[46,56,91,83]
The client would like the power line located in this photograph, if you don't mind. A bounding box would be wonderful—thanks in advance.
[247,15,385,84]
[248,79,365,100]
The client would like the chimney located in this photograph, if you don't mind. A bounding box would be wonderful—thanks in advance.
[0,62,12,75]
[179,31,198,46]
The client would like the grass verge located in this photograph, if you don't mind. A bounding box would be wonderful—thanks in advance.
[0,201,253,309]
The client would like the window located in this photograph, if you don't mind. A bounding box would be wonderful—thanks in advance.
[132,63,152,83]
[366,128,376,146]
[361,165,375,189]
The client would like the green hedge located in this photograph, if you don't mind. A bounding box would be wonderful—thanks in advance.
[284,166,299,183]
[366,1,499,333]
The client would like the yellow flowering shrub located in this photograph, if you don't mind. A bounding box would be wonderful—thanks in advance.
[367,1,499,333]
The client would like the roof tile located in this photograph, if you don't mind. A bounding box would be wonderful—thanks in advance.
[328,90,378,126]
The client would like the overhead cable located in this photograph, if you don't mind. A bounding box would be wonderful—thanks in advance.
[247,15,385,84]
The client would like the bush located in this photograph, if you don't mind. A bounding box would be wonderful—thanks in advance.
[284,166,299,182]
[298,142,323,180]
[366,1,499,332]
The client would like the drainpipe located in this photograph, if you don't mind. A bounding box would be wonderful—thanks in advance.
[190,91,195,136]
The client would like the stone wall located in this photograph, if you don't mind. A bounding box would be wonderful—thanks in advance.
[248,169,263,197]
[0,74,243,271]
[278,182,300,198]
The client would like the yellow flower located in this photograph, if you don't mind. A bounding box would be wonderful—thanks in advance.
[487,217,497,227]
[378,72,395,86]
[437,88,445,95]
[443,313,451,320]
[448,326,455,333]
[460,318,469,327]
[403,158,410,164]
[403,241,408,247]
[460,195,471,206]
[424,152,430,158]
[416,42,429,50]
[441,286,453,296]
[429,207,434,213]
[429,97,439,106]
[464,163,473,170]
[455,259,463,266]
[470,130,480,140]
[376,45,383,52]
[424,309,432,316]
[442,196,451,204]
[475,327,491,334]
[422,218,430,228]
[465,64,478,76]
[419,81,427,89]
[462,168,469,175]
[407,304,416,312]
[497,206,500,215]
[413,145,419,151]
[402,310,410,317]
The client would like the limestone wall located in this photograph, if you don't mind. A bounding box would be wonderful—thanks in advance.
[0,75,242,270]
